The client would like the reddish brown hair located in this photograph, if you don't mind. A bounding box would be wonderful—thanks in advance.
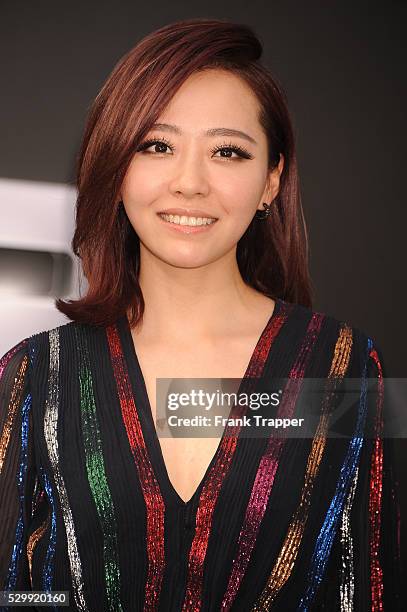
[56,17,314,327]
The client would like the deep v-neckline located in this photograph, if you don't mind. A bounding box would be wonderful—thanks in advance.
[120,298,284,507]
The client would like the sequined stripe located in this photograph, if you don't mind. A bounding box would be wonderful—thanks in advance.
[26,338,58,593]
[44,328,89,611]
[0,338,26,378]
[220,312,325,611]
[297,337,373,611]
[27,513,50,587]
[5,392,32,589]
[250,324,353,610]
[181,301,294,612]
[74,325,123,611]
[106,324,165,612]
[40,465,57,592]
[368,348,384,612]
[339,465,359,611]
[0,348,29,474]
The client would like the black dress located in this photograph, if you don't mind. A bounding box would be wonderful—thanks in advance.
[0,298,401,611]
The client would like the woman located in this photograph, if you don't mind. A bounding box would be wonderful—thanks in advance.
[0,18,401,611]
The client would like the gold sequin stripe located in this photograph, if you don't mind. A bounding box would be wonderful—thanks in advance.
[339,464,359,611]
[44,328,89,612]
[0,343,29,474]
[251,324,353,610]
[218,313,325,611]
[27,513,50,587]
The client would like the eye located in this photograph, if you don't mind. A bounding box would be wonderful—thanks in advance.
[210,142,253,161]
[136,137,175,154]
[135,137,254,160]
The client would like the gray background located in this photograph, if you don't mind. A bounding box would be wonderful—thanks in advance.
[1,0,405,574]
[1,1,405,374]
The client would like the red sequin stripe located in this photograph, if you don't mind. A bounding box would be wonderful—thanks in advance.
[181,301,295,611]
[106,325,165,612]
[221,312,325,611]
[0,338,27,378]
[368,348,384,612]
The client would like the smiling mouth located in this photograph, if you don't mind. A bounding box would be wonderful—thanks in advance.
[157,212,218,227]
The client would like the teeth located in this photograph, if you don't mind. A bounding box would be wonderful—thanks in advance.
[159,213,217,226]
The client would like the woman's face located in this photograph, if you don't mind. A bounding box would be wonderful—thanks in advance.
[120,68,284,269]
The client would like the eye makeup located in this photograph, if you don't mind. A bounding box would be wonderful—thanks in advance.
[136,136,254,160]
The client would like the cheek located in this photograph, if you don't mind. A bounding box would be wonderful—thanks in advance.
[218,187,262,224]
[121,158,163,204]
[217,169,265,212]
[121,173,160,212]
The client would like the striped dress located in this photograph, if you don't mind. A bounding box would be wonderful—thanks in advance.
[0,298,401,611]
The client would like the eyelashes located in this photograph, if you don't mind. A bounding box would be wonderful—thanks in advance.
[210,141,253,160]
[136,136,254,160]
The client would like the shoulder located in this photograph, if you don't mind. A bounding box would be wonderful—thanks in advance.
[2,320,72,353]
[2,314,128,380]
[0,337,31,386]
[1,319,112,393]
[1,320,87,372]
[286,300,375,341]
[283,300,384,372]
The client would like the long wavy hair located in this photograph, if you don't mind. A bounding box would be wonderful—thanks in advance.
[56,17,314,327]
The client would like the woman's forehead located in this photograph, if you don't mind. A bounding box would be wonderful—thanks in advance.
[156,71,262,133]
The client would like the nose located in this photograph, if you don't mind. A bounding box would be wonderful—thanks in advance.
[168,148,210,199]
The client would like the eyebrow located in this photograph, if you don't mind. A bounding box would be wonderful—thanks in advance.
[150,123,257,145]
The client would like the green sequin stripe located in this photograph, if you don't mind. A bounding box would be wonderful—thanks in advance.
[74,325,123,612]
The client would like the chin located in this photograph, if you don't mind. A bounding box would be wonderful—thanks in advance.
[154,247,218,269]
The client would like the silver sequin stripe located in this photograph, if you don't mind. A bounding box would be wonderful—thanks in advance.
[339,464,360,611]
[44,328,89,612]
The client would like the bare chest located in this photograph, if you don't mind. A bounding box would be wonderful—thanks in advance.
[135,342,255,504]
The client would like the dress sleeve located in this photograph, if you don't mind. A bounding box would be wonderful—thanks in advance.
[0,338,37,593]
[345,340,402,611]
[301,337,402,611]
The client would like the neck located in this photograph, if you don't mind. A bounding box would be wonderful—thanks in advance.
[131,245,273,342]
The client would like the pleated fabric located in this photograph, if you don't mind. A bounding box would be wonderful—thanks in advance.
[0,298,401,611]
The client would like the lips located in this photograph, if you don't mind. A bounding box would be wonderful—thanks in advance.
[157,208,218,219]
[157,212,218,233]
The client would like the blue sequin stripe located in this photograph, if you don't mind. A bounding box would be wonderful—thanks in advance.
[74,324,124,611]
[5,392,32,590]
[39,465,57,594]
[297,337,372,611]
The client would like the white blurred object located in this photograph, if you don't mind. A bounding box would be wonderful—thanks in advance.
[0,177,88,355]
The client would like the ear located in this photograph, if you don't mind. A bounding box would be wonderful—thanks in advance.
[257,154,285,211]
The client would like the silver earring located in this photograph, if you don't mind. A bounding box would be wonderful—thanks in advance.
[255,202,273,220]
